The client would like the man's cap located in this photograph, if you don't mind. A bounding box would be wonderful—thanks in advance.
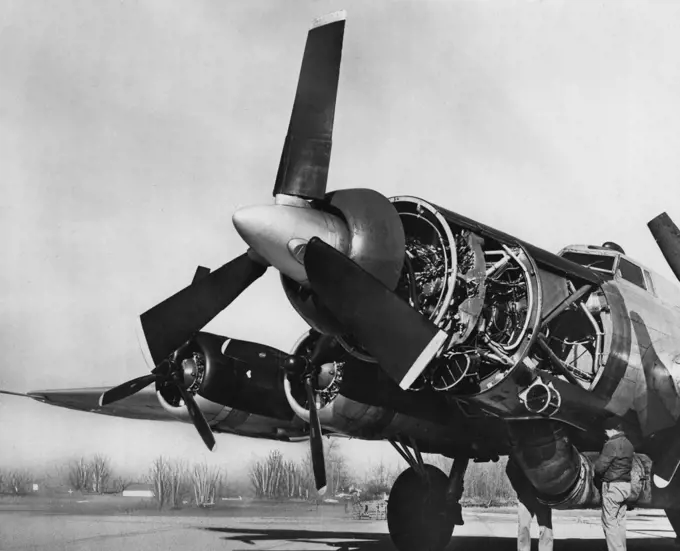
[603,417,625,431]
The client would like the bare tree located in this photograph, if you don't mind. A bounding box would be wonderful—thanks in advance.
[89,454,111,494]
[191,461,223,506]
[167,460,189,508]
[249,449,284,498]
[148,456,169,509]
[409,455,516,505]
[281,460,304,498]
[424,453,453,473]
[248,443,353,501]
[463,457,515,506]
[6,470,32,495]
[325,440,352,496]
[361,457,399,500]
[249,449,305,499]
[68,457,90,492]
[110,476,132,494]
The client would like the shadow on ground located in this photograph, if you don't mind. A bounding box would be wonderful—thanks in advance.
[203,526,679,551]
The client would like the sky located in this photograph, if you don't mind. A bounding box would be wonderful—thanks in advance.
[1,0,680,481]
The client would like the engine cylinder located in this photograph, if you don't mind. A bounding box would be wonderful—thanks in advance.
[387,196,544,410]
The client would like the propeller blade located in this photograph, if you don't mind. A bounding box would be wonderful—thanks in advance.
[309,333,334,365]
[273,11,346,200]
[192,265,211,284]
[140,252,267,365]
[304,237,449,390]
[178,385,216,451]
[305,377,327,494]
[648,212,680,282]
[98,373,159,407]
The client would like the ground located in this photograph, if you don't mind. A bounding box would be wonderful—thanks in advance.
[0,496,677,550]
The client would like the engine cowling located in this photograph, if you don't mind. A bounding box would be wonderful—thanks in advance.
[283,331,466,454]
[156,332,299,428]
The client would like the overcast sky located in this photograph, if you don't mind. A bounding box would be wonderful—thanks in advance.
[1,0,680,479]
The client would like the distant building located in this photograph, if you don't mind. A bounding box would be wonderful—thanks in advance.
[122,483,154,498]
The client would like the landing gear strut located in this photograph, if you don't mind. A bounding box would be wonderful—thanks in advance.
[387,439,456,551]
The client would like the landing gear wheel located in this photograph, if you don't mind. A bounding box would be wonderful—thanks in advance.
[387,465,455,551]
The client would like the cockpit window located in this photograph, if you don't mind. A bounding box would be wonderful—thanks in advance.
[644,269,655,294]
[561,252,616,274]
[618,258,647,290]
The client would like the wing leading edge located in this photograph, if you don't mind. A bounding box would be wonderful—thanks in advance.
[1,388,173,422]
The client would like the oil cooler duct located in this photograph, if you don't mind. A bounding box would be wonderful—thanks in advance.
[507,420,654,509]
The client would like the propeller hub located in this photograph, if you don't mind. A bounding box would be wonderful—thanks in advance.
[178,354,205,393]
[232,204,350,284]
[316,362,338,390]
[283,355,308,376]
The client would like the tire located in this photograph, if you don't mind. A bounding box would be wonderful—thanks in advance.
[387,465,455,551]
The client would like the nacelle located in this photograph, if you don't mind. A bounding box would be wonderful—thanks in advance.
[156,332,299,432]
[282,331,506,458]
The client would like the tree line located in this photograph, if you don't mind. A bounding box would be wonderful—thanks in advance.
[246,445,516,505]
[0,446,517,507]
[248,440,351,499]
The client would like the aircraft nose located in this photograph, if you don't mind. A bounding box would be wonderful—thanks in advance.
[232,204,350,284]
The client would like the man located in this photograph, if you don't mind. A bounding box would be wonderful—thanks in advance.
[594,418,634,551]
[446,456,469,526]
[506,458,554,551]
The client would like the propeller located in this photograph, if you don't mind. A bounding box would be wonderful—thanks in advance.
[99,346,216,451]
[273,11,345,200]
[127,12,346,429]
[305,334,334,494]
[305,375,327,495]
[304,237,448,390]
[648,212,680,282]
[221,334,330,493]
[98,372,158,406]
[176,382,216,451]
[114,12,364,462]
[109,252,266,452]
[139,252,267,366]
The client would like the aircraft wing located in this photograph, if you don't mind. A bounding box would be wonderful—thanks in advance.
[1,388,173,422]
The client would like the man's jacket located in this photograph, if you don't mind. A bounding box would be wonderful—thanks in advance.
[593,433,634,482]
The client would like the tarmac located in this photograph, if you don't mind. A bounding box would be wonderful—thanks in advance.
[0,507,678,550]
